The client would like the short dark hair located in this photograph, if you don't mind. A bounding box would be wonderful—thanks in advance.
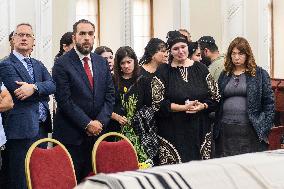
[198,36,218,52]
[55,32,73,58]
[73,19,95,34]
[188,41,199,58]
[15,23,33,32]
[139,38,167,65]
[9,31,14,41]
[94,46,113,55]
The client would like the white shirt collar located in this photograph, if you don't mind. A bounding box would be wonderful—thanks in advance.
[13,50,30,62]
[74,47,91,62]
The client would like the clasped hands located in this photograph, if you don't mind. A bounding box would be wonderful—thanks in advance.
[184,100,207,113]
[86,120,103,136]
[14,81,35,100]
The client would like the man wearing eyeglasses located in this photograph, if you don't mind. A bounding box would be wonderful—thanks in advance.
[0,23,55,189]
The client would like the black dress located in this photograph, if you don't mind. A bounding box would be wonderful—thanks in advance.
[139,67,156,107]
[107,77,145,133]
[152,62,220,164]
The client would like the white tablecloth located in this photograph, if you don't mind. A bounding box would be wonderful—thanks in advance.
[75,150,284,189]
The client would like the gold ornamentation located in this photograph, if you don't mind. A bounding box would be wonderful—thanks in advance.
[206,73,221,102]
[158,136,182,165]
[178,67,188,82]
[151,76,165,111]
[200,132,212,160]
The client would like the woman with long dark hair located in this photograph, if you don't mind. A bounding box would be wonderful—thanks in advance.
[110,46,154,163]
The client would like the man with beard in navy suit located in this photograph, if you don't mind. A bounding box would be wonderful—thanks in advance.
[52,19,115,182]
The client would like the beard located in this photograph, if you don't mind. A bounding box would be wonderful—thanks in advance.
[76,42,93,55]
[200,53,212,67]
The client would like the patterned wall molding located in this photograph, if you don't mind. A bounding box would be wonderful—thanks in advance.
[258,0,271,72]
[0,0,15,58]
[120,0,133,47]
[221,0,246,51]
[180,0,190,30]
[35,0,53,70]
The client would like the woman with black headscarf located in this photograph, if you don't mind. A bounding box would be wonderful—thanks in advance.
[152,31,220,164]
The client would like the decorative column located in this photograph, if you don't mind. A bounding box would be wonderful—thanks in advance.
[258,0,271,73]
[172,0,190,30]
[180,0,190,30]
[221,0,246,52]
[120,0,133,47]
[35,0,53,71]
[0,0,15,58]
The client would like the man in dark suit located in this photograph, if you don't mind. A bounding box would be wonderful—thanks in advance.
[52,19,115,181]
[0,23,55,189]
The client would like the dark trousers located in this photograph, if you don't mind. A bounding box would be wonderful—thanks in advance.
[6,124,48,189]
[64,137,95,182]
[0,148,9,189]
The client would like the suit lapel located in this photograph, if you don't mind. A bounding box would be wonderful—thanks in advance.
[10,54,33,83]
[91,54,99,97]
[69,49,93,92]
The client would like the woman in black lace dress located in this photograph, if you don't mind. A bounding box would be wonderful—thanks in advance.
[152,31,220,164]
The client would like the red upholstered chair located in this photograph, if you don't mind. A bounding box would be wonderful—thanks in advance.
[268,126,284,150]
[92,132,139,174]
[25,138,77,189]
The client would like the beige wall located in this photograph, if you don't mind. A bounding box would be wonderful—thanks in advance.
[189,0,222,52]
[14,0,35,26]
[0,0,35,59]
[99,0,123,53]
[52,0,76,60]
[273,0,284,78]
[2,0,281,77]
[245,0,259,67]
[153,0,175,41]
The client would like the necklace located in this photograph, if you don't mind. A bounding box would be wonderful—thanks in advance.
[233,68,246,75]
[232,74,240,88]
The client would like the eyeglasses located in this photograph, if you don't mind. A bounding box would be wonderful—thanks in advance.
[14,33,34,38]
[231,52,245,58]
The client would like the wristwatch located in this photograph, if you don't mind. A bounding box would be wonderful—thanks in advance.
[33,84,38,91]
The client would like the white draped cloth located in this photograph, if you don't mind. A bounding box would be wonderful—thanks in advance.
[75,150,284,189]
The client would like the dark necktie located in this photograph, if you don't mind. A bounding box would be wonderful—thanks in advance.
[83,57,94,88]
[23,58,47,122]
[23,58,34,82]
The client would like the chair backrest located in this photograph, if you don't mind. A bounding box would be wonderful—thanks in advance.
[268,126,284,150]
[25,138,77,189]
[271,78,284,112]
[92,132,139,174]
